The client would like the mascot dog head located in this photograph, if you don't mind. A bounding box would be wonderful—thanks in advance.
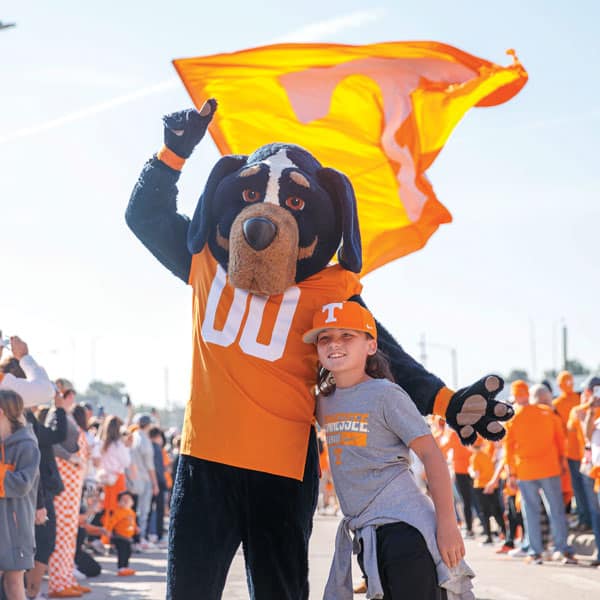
[187,143,362,296]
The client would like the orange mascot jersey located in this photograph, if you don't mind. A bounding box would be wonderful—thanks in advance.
[182,247,363,480]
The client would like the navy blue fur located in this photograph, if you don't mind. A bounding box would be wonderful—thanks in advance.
[348,294,444,415]
[187,155,249,255]
[317,168,362,273]
[126,157,192,283]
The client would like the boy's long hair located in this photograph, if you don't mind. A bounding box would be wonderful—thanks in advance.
[0,389,25,434]
[317,344,395,397]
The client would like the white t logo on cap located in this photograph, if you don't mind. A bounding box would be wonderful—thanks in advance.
[322,302,344,323]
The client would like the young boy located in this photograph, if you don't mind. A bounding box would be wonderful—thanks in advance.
[105,491,138,576]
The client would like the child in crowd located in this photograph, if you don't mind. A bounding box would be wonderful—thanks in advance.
[305,301,474,600]
[468,437,506,545]
[0,389,41,600]
[105,491,138,576]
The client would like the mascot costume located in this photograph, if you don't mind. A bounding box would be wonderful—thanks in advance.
[126,99,513,599]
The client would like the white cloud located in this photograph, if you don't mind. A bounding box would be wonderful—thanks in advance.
[269,9,385,43]
[0,9,385,145]
[0,79,179,144]
[26,67,139,88]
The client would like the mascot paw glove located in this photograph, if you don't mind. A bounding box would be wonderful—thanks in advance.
[162,99,217,159]
[445,375,513,445]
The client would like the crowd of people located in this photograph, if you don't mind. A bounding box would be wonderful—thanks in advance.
[0,336,179,600]
[2,332,600,599]
[318,371,600,593]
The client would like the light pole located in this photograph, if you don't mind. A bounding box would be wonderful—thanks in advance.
[90,336,101,382]
[420,334,459,389]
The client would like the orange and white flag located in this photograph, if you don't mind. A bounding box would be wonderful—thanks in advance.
[174,41,527,275]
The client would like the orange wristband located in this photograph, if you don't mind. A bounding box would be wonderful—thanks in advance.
[433,386,453,418]
[157,145,186,171]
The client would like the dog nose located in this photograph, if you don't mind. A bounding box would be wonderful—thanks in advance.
[242,217,277,251]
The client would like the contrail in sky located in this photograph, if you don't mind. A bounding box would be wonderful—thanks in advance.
[0,10,384,145]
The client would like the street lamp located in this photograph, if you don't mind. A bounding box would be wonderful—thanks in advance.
[420,334,459,389]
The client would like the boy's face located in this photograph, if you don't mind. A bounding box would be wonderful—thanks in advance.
[316,328,376,376]
[119,494,134,509]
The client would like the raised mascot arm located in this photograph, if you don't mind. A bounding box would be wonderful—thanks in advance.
[125,101,216,282]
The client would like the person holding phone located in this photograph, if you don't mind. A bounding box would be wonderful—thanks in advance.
[0,334,54,407]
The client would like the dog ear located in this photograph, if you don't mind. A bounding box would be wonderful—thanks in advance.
[317,167,362,273]
[187,155,248,254]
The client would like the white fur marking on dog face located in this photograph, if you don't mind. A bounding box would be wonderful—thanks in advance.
[262,150,297,205]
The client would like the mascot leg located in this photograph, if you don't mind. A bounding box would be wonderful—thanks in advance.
[243,427,319,600]
[167,429,318,600]
[167,457,244,600]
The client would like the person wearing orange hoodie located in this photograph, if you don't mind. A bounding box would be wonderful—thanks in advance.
[505,384,575,564]
[553,371,589,529]
[105,491,138,576]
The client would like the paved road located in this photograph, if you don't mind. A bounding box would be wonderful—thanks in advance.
[51,516,600,599]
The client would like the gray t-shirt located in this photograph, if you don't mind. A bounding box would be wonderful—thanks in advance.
[318,378,476,600]
[316,377,431,517]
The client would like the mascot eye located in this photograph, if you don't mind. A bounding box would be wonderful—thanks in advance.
[285,196,305,211]
[242,189,262,203]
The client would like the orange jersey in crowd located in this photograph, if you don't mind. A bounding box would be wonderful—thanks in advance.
[162,447,173,489]
[553,391,583,460]
[105,507,137,539]
[440,430,472,475]
[183,247,362,480]
[504,404,566,481]
[469,449,495,489]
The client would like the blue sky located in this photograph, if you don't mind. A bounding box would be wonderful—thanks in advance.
[2,1,599,407]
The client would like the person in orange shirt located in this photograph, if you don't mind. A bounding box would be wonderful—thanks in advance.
[485,380,529,555]
[105,491,138,576]
[441,429,475,538]
[505,384,575,564]
[469,436,505,544]
[553,370,589,529]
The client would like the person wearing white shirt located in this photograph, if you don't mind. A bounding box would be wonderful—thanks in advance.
[0,336,54,407]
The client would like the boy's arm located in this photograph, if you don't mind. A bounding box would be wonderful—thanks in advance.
[410,434,465,569]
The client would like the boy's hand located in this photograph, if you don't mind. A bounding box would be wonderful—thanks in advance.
[437,521,465,569]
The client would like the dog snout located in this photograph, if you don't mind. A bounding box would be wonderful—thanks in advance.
[242,217,278,251]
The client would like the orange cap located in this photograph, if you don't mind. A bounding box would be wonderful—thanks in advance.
[303,301,377,343]
[510,379,529,398]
